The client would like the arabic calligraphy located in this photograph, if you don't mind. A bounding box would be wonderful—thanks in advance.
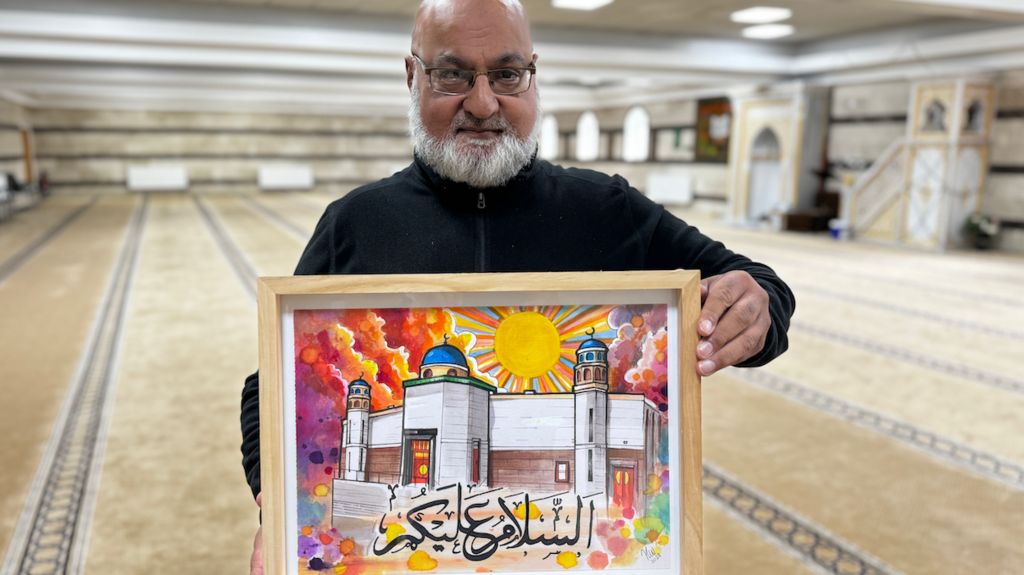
[372,484,598,562]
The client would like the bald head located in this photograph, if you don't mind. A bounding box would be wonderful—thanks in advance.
[412,0,532,57]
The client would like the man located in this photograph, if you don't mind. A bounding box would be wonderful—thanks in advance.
[244,0,795,571]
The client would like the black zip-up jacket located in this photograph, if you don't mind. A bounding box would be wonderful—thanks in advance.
[240,155,795,499]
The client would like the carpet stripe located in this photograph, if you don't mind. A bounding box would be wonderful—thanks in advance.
[757,253,1024,308]
[793,321,1024,395]
[193,195,258,299]
[240,195,308,242]
[703,463,900,575]
[0,197,97,285]
[1,196,147,575]
[730,369,1024,489]
[793,284,1024,340]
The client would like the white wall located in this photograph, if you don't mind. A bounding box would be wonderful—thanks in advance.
[490,395,575,449]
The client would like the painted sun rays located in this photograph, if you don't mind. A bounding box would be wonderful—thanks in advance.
[451,305,616,393]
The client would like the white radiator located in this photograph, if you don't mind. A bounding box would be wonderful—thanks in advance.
[127,165,188,192]
[258,165,314,190]
[646,172,694,206]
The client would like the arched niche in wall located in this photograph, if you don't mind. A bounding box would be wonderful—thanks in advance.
[963,99,984,133]
[747,127,783,222]
[922,99,947,132]
[575,111,600,162]
[539,114,560,160]
[622,106,651,162]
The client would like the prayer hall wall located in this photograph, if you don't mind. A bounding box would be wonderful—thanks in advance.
[0,99,32,183]
[827,81,910,187]
[554,99,730,214]
[827,76,1024,252]
[988,72,1024,251]
[29,109,412,195]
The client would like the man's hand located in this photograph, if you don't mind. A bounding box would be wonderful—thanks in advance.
[696,271,771,376]
[250,493,263,575]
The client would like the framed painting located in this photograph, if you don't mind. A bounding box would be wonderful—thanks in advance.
[695,97,732,163]
[259,271,703,575]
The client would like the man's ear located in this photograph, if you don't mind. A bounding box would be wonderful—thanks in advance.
[405,57,415,91]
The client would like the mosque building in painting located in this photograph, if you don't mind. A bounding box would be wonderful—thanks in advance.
[336,334,662,511]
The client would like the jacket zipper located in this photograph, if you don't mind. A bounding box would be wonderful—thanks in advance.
[476,191,486,272]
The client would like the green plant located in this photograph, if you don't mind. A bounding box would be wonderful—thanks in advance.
[962,213,1000,249]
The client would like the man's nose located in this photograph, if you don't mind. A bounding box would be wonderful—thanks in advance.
[462,75,500,119]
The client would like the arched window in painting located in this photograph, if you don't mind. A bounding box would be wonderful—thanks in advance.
[622,106,650,162]
[576,112,600,161]
[423,368,433,378]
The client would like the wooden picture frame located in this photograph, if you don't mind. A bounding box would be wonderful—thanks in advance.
[259,271,703,575]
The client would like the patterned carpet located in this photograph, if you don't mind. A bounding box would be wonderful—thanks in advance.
[0,192,1020,574]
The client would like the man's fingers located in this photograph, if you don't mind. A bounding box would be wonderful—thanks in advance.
[250,491,264,575]
[699,273,744,336]
[701,292,764,355]
[698,321,768,376]
[699,275,721,307]
[250,526,264,575]
[698,298,748,359]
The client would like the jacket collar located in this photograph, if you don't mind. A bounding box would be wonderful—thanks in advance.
[412,151,542,200]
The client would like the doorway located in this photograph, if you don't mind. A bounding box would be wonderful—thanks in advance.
[403,430,436,487]
[747,127,783,223]
[612,465,635,510]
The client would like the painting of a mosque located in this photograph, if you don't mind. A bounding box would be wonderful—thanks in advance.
[291,303,675,574]
[336,333,662,511]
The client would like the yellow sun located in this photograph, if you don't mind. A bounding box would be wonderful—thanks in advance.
[450,305,614,393]
[494,311,561,378]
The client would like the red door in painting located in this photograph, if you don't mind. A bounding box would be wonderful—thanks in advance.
[411,440,432,484]
[613,466,635,510]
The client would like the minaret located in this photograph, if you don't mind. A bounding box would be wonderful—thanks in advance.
[573,328,609,497]
[342,375,371,481]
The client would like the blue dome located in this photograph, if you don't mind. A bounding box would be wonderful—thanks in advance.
[350,378,369,387]
[578,338,607,351]
[421,344,469,369]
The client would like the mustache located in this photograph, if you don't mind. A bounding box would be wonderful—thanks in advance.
[450,112,512,133]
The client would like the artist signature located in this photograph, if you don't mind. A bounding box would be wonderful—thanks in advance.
[641,544,663,563]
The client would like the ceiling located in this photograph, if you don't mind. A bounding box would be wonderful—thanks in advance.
[159,0,1024,41]
[1,0,1024,116]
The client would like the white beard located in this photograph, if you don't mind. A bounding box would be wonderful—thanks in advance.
[409,82,541,189]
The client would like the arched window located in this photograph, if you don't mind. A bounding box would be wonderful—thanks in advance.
[576,112,600,161]
[584,367,592,380]
[447,368,458,376]
[539,115,560,160]
[622,106,650,162]
[423,368,433,378]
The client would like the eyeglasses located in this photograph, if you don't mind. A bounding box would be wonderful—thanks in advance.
[412,54,536,96]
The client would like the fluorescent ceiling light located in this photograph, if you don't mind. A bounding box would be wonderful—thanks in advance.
[731,6,793,24]
[742,24,795,40]
[552,0,615,11]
